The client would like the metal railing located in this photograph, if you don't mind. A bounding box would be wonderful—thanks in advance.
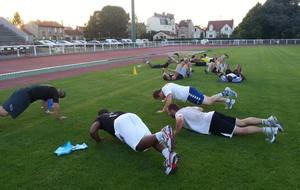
[0,42,162,59]
[0,39,299,59]
[0,55,149,81]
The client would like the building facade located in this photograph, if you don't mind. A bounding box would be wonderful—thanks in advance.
[23,20,65,40]
[153,31,177,40]
[193,26,203,39]
[177,20,194,39]
[146,13,176,34]
[64,27,84,40]
[206,20,234,39]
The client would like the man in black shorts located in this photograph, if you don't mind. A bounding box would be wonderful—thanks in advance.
[167,104,284,143]
[0,84,66,120]
[144,53,179,69]
[89,109,179,175]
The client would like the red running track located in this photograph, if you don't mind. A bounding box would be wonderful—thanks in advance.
[0,45,211,89]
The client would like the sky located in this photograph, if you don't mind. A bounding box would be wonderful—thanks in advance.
[0,0,267,28]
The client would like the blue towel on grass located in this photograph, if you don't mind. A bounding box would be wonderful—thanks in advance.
[54,141,88,156]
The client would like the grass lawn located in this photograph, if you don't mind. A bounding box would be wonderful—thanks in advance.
[0,45,299,190]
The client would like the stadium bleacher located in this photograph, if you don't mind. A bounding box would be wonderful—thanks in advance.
[0,24,26,46]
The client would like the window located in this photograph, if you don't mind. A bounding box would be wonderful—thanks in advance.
[225,27,228,31]
[160,18,170,25]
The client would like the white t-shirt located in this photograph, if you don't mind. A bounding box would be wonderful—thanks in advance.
[162,83,190,102]
[175,107,215,134]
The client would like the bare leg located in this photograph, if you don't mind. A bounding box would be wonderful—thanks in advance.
[135,135,161,152]
[236,118,263,127]
[0,106,9,117]
[172,72,179,80]
[234,117,264,135]
[234,126,263,135]
[233,64,242,74]
[202,95,226,105]
[206,62,215,72]
[42,101,47,112]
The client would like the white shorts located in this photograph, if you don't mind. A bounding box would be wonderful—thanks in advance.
[114,113,152,151]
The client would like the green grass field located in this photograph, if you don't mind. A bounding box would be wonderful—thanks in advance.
[0,46,300,190]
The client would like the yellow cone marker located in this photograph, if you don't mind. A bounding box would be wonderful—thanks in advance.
[133,66,138,75]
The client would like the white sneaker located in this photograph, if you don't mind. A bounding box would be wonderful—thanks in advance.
[267,116,284,132]
[223,87,238,98]
[161,125,174,152]
[164,152,179,175]
[265,127,278,143]
[143,58,149,64]
[225,99,235,109]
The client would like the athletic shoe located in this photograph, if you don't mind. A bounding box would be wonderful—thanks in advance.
[164,152,179,175]
[265,127,278,143]
[225,99,235,109]
[267,116,284,132]
[143,59,150,64]
[167,55,177,63]
[161,125,174,152]
[223,87,238,98]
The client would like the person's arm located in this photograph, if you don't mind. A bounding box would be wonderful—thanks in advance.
[41,100,47,112]
[52,103,66,120]
[171,72,179,80]
[89,121,104,143]
[162,94,173,112]
[157,94,172,113]
[174,115,184,136]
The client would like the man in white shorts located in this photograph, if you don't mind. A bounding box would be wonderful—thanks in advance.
[152,83,237,113]
[167,104,284,143]
[89,109,179,175]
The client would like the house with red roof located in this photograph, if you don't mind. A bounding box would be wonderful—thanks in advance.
[206,19,234,39]
[23,20,65,40]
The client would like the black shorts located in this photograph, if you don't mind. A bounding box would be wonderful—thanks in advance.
[163,73,184,81]
[195,62,207,66]
[170,73,184,80]
[2,88,31,119]
[209,112,236,138]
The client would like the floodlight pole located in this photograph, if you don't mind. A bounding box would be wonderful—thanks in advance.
[131,0,136,42]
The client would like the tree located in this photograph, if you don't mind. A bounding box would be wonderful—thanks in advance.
[85,6,129,39]
[262,0,300,38]
[11,12,23,27]
[233,0,300,38]
[144,30,156,41]
[128,22,147,39]
[233,3,264,38]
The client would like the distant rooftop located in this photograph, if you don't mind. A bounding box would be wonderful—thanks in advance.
[35,20,64,28]
[207,20,234,31]
[154,12,174,20]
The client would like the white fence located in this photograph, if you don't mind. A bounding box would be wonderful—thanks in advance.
[1,39,299,59]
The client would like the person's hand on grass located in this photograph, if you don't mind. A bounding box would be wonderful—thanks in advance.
[59,116,67,120]
[45,110,53,114]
